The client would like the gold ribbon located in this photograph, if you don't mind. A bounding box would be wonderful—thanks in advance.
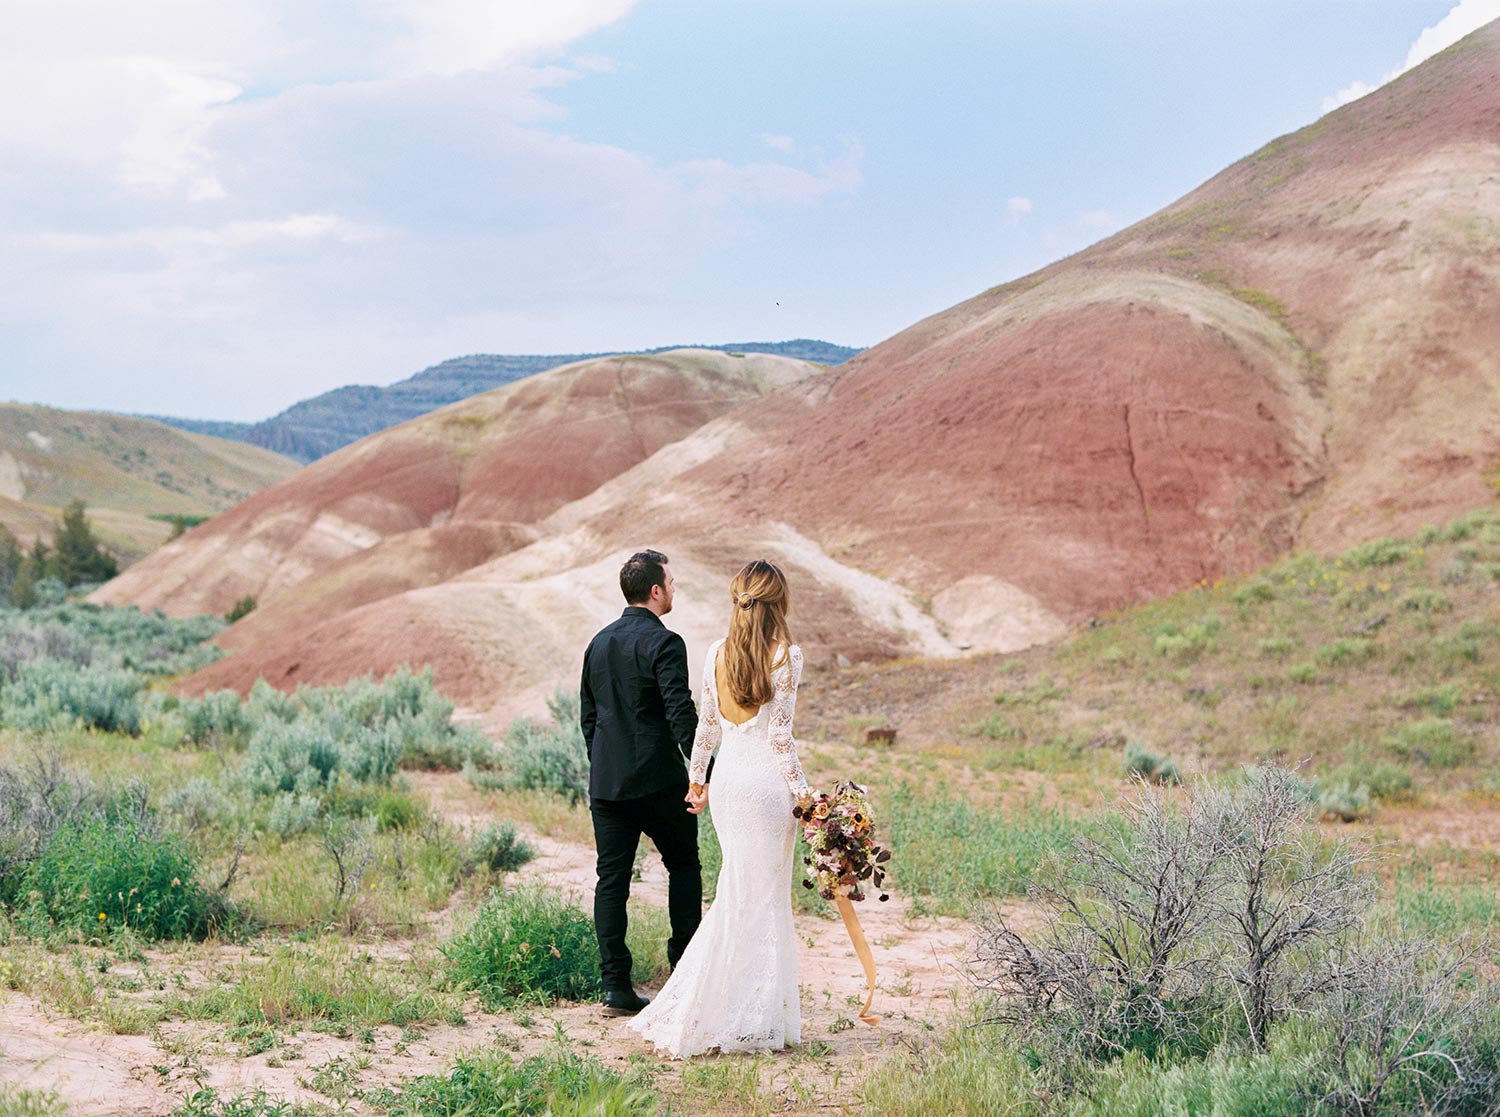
[835,893,880,1026]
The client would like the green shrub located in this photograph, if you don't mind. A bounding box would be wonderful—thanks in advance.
[1122,740,1180,785]
[0,601,221,676]
[0,619,95,679]
[1325,761,1412,803]
[369,1048,656,1117]
[0,758,100,903]
[242,720,401,795]
[1399,588,1451,613]
[444,883,600,1007]
[1432,631,1484,665]
[470,822,536,874]
[1256,637,1293,659]
[0,657,143,733]
[972,711,1023,740]
[224,595,257,624]
[161,777,248,834]
[1153,617,1219,661]
[1288,662,1317,685]
[20,813,225,939]
[1231,580,1276,605]
[1342,538,1410,568]
[1394,683,1462,715]
[500,690,588,803]
[178,690,250,745]
[372,789,427,832]
[264,791,321,838]
[1318,781,1373,823]
[297,666,495,772]
[1314,638,1376,667]
[1386,718,1473,768]
[246,679,297,724]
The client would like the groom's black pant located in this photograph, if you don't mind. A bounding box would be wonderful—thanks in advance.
[590,783,702,992]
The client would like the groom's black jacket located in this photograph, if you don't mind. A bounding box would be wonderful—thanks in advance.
[580,607,698,802]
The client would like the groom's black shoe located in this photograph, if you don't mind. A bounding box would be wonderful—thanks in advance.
[601,988,651,1016]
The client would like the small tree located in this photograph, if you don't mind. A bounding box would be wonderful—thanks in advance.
[1214,766,1373,1049]
[1318,936,1492,1116]
[49,500,117,586]
[972,779,1231,1069]
[224,594,257,623]
[8,561,35,609]
[0,525,22,601]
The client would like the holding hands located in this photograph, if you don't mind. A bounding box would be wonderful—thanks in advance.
[685,782,709,814]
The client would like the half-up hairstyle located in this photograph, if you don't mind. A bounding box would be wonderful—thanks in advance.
[723,559,793,708]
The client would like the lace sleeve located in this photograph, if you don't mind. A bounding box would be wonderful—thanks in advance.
[688,642,721,785]
[768,645,808,794]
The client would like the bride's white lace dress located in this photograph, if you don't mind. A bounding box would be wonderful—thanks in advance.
[626,639,808,1058]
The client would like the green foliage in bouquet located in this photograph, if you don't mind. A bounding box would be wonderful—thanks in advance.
[794,780,891,902]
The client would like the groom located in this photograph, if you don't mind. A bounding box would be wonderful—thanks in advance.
[580,549,703,1016]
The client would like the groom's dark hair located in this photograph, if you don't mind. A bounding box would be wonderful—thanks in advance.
[620,550,670,604]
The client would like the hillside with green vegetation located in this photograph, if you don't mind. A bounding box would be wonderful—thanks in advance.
[801,503,1500,820]
[1,506,1497,1115]
[0,404,298,564]
[148,340,862,463]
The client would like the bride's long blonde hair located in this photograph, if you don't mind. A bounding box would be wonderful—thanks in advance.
[722,560,792,709]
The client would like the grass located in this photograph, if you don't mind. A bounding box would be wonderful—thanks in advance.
[363,1047,658,1116]
[168,1089,323,1117]
[881,783,1093,915]
[974,508,1500,797]
[171,938,464,1029]
[0,1087,69,1117]
[443,883,600,1008]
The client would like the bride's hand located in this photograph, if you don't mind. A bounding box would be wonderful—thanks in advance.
[685,783,708,815]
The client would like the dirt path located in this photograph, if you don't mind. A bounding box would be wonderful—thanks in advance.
[0,773,978,1115]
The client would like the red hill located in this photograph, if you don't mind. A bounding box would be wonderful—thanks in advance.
[101,22,1500,724]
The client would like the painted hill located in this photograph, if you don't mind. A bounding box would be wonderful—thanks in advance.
[0,405,298,563]
[96,22,1500,726]
[667,20,1500,644]
[92,348,824,630]
[149,340,861,464]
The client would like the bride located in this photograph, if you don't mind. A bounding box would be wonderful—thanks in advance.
[627,559,808,1058]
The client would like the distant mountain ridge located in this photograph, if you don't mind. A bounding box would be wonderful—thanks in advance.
[148,339,861,463]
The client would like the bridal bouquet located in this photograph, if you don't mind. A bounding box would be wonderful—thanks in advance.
[793,780,891,902]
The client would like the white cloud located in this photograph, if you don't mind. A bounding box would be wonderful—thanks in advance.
[380,0,639,77]
[1323,79,1376,113]
[1005,195,1033,224]
[680,137,863,209]
[0,2,864,418]
[761,133,797,153]
[1323,0,1500,112]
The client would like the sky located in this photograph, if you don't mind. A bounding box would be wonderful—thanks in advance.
[1,0,1495,421]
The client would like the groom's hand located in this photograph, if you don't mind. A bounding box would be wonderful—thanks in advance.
[685,783,708,815]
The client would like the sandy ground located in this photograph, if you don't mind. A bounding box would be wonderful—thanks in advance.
[0,772,979,1115]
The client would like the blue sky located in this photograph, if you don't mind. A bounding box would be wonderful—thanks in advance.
[0,0,1492,421]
